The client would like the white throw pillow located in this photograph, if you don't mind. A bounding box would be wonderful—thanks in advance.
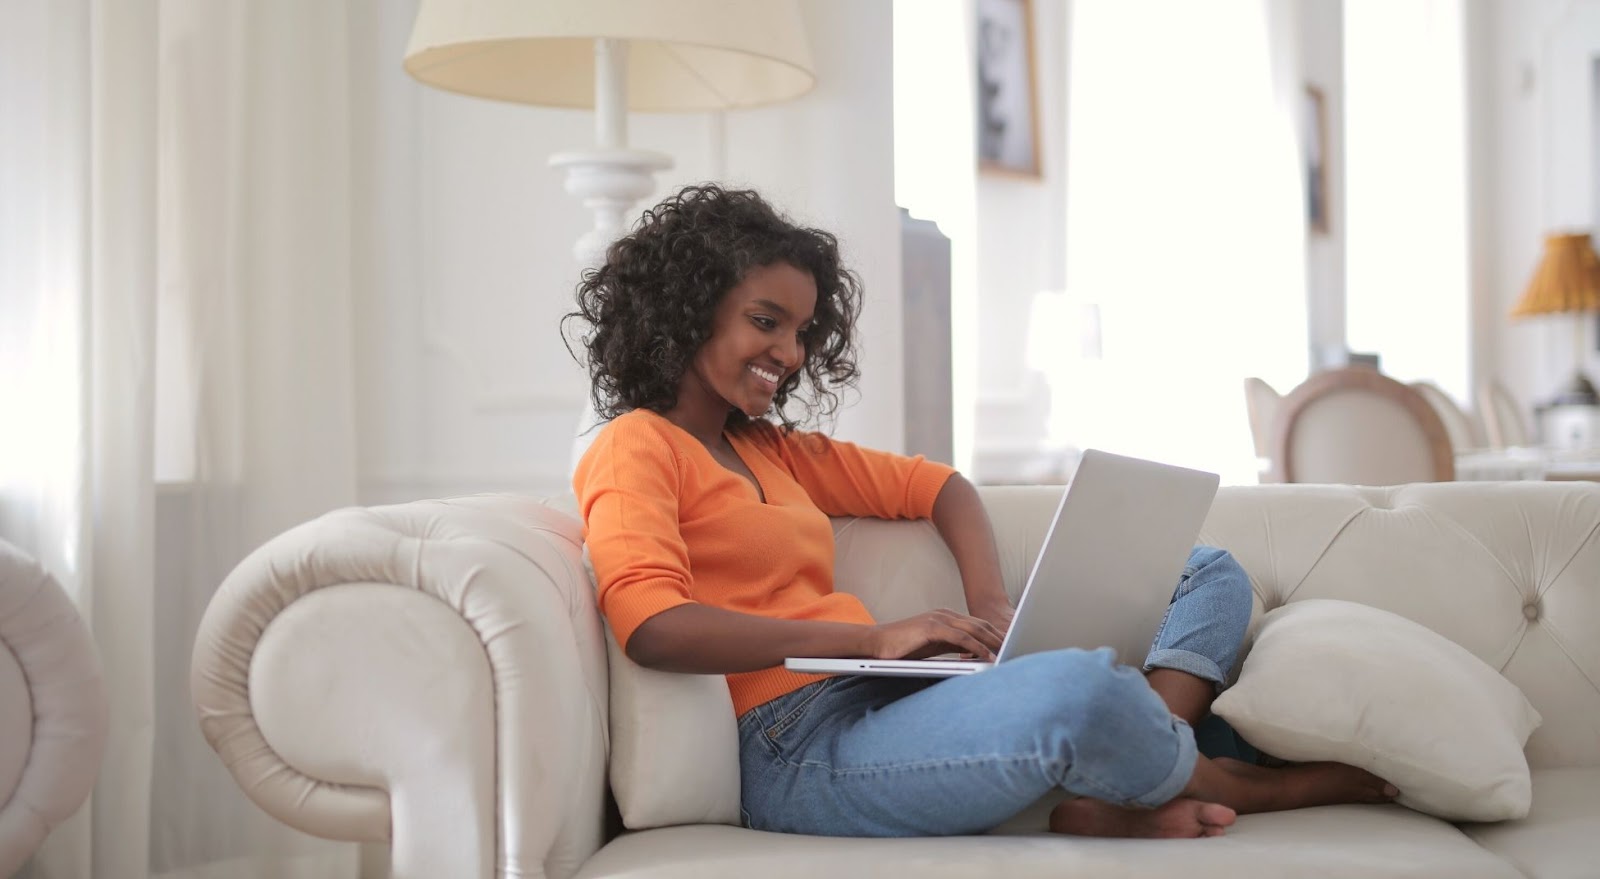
[1212,599,1541,822]
[604,628,742,829]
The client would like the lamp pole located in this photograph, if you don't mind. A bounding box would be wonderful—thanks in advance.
[548,38,672,265]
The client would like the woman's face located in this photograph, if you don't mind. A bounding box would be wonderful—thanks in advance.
[684,261,818,419]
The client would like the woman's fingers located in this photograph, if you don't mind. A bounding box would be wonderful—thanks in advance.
[931,609,1004,652]
[875,610,1008,660]
[927,620,996,659]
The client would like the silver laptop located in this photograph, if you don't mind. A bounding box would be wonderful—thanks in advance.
[785,449,1220,678]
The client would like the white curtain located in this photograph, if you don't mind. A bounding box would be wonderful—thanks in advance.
[1051,0,1310,485]
[2,0,382,875]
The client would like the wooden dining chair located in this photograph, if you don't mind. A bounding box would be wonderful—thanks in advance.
[1409,380,1484,452]
[1477,380,1531,449]
[1273,367,1455,484]
[1242,377,1282,481]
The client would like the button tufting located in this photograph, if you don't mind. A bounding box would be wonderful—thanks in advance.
[1523,601,1541,622]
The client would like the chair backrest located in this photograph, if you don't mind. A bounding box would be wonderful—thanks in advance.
[1477,380,1531,449]
[1242,377,1282,461]
[1273,368,1455,484]
[1409,381,1483,452]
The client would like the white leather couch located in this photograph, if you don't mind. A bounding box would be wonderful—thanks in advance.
[191,483,1600,879]
[0,539,107,877]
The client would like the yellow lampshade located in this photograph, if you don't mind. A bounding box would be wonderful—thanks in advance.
[1510,232,1600,318]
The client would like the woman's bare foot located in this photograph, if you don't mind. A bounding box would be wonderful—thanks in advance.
[1187,756,1398,814]
[1049,797,1237,839]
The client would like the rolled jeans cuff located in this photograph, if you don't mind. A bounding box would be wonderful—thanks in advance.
[1143,647,1226,689]
[1128,716,1199,808]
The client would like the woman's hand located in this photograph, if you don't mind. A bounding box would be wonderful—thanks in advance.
[865,609,1005,661]
[967,598,1016,639]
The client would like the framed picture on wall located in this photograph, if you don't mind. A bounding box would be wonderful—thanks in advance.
[1302,83,1330,235]
[976,0,1041,177]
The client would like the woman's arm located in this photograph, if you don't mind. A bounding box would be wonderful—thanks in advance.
[626,603,1003,674]
[931,473,1015,634]
[760,428,1011,630]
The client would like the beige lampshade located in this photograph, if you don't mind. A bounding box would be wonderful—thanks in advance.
[403,0,815,111]
[1510,232,1600,317]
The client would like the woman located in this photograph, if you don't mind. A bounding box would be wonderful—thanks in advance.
[565,184,1396,839]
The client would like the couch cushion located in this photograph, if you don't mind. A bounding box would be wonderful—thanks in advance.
[573,806,1520,879]
[604,628,740,828]
[1198,483,1600,771]
[1212,599,1540,821]
[1460,768,1600,879]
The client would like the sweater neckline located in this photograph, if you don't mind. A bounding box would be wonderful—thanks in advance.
[640,410,770,504]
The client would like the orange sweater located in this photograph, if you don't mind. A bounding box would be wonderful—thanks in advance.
[573,409,956,716]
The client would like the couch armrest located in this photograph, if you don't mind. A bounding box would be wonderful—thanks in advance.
[190,495,609,879]
[0,540,107,878]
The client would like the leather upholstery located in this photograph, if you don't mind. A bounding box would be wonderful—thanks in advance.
[0,635,31,818]
[192,497,610,879]
[572,807,1522,879]
[603,626,741,829]
[1460,768,1600,879]
[0,539,108,878]
[192,482,1600,878]
[253,583,496,875]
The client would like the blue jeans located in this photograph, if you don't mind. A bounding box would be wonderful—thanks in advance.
[737,545,1254,837]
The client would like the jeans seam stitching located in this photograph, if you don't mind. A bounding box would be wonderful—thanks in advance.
[765,679,834,739]
[778,751,1056,776]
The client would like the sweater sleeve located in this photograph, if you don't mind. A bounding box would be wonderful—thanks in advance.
[759,424,957,520]
[572,420,698,650]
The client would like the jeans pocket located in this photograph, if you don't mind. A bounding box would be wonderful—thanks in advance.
[764,678,835,744]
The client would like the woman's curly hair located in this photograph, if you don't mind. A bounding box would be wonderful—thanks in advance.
[562,184,863,432]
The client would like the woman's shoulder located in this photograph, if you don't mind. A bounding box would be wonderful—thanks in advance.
[581,410,688,467]
[604,407,669,436]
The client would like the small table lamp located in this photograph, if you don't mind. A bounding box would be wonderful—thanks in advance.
[404,0,815,264]
[1511,231,1600,405]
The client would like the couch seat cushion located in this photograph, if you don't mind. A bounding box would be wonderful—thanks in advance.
[1459,768,1600,879]
[575,805,1519,879]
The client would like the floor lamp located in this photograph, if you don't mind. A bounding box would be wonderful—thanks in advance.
[403,0,816,265]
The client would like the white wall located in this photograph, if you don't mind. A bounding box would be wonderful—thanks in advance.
[1473,0,1600,421]
[357,1,900,504]
[971,0,1071,479]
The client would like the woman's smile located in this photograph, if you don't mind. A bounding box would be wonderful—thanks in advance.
[748,363,783,390]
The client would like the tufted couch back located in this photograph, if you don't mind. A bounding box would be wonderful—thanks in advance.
[833,483,1600,770]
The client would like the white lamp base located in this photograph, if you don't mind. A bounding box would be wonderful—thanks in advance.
[549,148,672,264]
